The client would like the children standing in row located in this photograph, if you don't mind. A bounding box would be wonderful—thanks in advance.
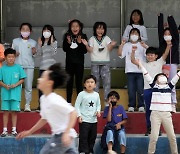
[82,22,116,106]
[63,19,87,104]
[0,48,26,137]
[118,28,146,112]
[12,23,37,112]
[16,63,78,154]
[75,75,101,154]
[36,24,57,110]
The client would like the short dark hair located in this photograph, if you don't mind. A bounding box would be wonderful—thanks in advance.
[129,9,144,25]
[84,75,96,83]
[153,73,168,83]
[107,91,120,100]
[48,63,68,89]
[93,22,107,36]
[146,47,158,55]
[19,23,32,31]
[4,48,16,57]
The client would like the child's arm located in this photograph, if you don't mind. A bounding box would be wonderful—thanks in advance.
[117,39,126,56]
[96,95,101,117]
[168,15,179,41]
[74,93,83,123]
[171,71,180,86]
[62,110,77,146]
[10,79,24,88]
[0,81,11,90]
[158,13,164,45]
[107,40,117,51]
[131,46,139,66]
[107,101,112,122]
[115,119,127,130]
[162,41,172,61]
[16,118,47,139]
[81,39,93,52]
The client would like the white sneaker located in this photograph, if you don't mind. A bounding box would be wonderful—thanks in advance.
[128,107,134,112]
[108,150,117,154]
[24,104,31,112]
[138,107,145,112]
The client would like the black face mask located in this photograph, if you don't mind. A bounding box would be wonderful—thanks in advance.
[111,101,117,107]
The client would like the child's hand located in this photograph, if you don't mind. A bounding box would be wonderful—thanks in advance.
[5,85,11,90]
[77,35,82,43]
[132,45,137,52]
[67,35,71,44]
[166,40,172,47]
[16,51,20,57]
[115,123,121,130]
[50,35,54,44]
[78,116,82,123]
[96,111,101,117]
[38,37,42,46]
[61,132,72,147]
[81,39,88,46]
[140,41,149,49]
[16,130,31,140]
[10,84,17,88]
[32,47,36,54]
[121,39,126,46]
[111,40,117,47]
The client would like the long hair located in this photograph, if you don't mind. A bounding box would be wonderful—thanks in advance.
[129,9,144,25]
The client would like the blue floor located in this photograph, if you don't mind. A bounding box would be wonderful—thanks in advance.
[0,134,180,154]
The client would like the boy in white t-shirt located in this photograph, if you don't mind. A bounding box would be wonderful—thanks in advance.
[16,63,78,154]
[131,41,171,136]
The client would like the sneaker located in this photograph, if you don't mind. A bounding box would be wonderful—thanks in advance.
[108,150,117,154]
[128,107,134,112]
[11,130,17,137]
[24,104,31,112]
[145,127,151,136]
[1,131,8,137]
[138,107,145,112]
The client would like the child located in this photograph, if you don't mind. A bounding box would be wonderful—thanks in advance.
[16,63,78,154]
[63,19,87,104]
[0,44,5,67]
[0,48,26,137]
[118,28,146,112]
[158,13,179,109]
[102,91,127,154]
[36,24,57,110]
[75,75,101,154]
[12,23,37,111]
[138,61,178,154]
[82,22,116,106]
[122,9,148,42]
[131,42,171,135]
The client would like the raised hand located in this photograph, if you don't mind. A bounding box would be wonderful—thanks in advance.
[77,35,82,43]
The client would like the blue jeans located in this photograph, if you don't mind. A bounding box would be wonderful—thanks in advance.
[144,89,152,129]
[40,133,77,154]
[106,129,126,146]
[127,73,144,108]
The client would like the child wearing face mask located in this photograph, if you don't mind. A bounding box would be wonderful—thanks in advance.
[12,23,37,112]
[158,13,179,111]
[123,9,148,42]
[138,61,179,154]
[82,22,116,106]
[131,43,171,136]
[63,19,87,104]
[35,25,57,110]
[118,28,146,112]
[101,91,127,154]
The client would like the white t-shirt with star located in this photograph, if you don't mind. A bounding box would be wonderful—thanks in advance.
[75,90,101,123]
[40,92,77,137]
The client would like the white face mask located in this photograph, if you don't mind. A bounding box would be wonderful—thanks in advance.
[164,35,172,41]
[130,35,139,42]
[21,32,30,38]
[70,42,78,49]
[43,32,51,38]
[158,76,167,84]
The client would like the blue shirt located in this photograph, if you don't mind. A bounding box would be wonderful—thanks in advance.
[0,64,26,101]
[103,105,128,128]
